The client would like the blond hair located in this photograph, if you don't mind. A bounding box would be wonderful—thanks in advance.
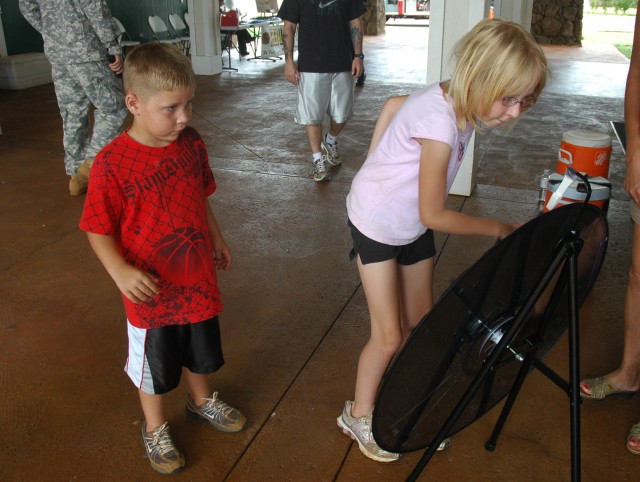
[445,18,548,131]
[123,43,196,99]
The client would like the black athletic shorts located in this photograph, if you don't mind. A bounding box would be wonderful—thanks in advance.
[126,316,225,395]
[348,219,436,266]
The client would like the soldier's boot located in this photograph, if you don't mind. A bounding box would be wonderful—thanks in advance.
[69,175,88,196]
[77,159,92,182]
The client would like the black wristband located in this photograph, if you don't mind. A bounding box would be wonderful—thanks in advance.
[355,53,364,60]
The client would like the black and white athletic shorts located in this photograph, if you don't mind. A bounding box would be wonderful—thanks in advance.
[125,317,225,395]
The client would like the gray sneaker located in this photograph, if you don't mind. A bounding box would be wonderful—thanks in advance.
[322,137,341,166]
[186,392,247,433]
[140,421,185,475]
[337,401,400,462]
[313,158,330,182]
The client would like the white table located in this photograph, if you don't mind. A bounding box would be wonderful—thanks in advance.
[220,19,285,69]
[220,23,254,71]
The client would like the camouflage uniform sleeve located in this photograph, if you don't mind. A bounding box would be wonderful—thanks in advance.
[79,0,122,57]
[18,0,43,32]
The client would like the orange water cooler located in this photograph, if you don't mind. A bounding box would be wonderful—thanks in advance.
[556,128,611,179]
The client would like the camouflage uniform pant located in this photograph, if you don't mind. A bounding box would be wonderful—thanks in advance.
[51,61,127,176]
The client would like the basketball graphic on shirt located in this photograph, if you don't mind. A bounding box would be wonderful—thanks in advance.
[155,227,210,285]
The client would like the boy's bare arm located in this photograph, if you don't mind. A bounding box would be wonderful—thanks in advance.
[206,203,232,271]
[86,232,159,304]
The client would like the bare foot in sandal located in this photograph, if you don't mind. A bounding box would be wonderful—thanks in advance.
[628,421,640,455]
[580,371,639,400]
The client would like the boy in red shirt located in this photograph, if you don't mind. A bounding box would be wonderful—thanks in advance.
[79,43,245,475]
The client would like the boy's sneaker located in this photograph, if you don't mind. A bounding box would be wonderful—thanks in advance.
[337,400,400,463]
[140,421,185,475]
[186,392,247,433]
[313,158,330,182]
[322,136,341,166]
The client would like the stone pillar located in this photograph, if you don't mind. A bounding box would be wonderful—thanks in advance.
[531,0,583,45]
[362,0,386,35]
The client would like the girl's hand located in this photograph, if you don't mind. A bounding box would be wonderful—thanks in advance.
[497,221,521,240]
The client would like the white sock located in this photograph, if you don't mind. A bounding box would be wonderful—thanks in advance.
[325,133,337,145]
[312,152,322,162]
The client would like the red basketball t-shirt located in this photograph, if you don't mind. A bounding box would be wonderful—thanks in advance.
[79,127,223,329]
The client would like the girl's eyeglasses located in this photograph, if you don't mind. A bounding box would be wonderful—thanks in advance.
[502,95,536,109]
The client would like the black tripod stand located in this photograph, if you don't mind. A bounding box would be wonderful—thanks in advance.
[372,197,608,482]
[407,228,585,482]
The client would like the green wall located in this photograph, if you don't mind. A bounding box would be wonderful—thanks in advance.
[2,0,187,56]
[1,0,43,54]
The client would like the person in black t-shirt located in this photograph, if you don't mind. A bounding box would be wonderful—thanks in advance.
[278,0,366,181]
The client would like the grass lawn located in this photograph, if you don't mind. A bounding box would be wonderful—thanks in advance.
[582,11,635,58]
[615,42,633,57]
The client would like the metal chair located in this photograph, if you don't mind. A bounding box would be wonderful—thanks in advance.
[147,15,182,46]
[113,17,140,52]
[168,13,191,56]
[184,12,193,31]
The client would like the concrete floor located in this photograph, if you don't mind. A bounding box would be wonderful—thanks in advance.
[0,23,637,481]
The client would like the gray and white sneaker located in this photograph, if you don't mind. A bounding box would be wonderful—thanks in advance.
[337,401,400,462]
[140,421,185,475]
[322,137,341,166]
[337,401,451,462]
[313,158,330,182]
[186,392,246,433]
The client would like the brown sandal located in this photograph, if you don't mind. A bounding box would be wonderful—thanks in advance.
[579,377,636,400]
[627,421,640,455]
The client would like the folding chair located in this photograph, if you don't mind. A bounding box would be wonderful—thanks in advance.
[168,13,191,56]
[184,12,193,31]
[148,15,182,46]
[113,17,140,52]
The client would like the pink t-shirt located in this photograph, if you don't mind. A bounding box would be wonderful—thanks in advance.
[347,82,473,245]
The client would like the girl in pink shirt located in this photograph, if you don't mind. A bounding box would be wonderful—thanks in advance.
[338,18,549,462]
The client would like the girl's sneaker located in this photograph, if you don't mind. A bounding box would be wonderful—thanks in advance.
[337,401,400,462]
[141,421,185,475]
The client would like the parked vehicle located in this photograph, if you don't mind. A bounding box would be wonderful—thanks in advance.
[385,0,430,20]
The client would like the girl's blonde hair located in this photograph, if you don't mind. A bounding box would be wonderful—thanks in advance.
[445,18,548,131]
[123,43,196,99]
